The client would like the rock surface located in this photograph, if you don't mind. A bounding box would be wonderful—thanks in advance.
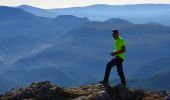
[0,81,169,100]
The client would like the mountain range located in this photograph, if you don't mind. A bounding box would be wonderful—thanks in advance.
[0,5,170,92]
[18,4,170,26]
[0,6,89,65]
[3,17,170,91]
[18,5,57,18]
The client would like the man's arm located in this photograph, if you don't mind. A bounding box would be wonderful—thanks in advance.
[111,46,126,56]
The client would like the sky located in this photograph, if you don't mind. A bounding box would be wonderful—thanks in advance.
[0,0,170,9]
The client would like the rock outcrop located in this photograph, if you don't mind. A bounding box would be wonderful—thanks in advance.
[0,81,170,100]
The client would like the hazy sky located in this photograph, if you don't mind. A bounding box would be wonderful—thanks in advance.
[0,0,170,8]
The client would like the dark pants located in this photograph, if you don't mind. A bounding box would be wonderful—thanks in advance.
[104,56,126,85]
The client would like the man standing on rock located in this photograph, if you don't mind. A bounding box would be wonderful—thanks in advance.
[100,29,126,86]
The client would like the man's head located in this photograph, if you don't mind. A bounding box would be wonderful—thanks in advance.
[112,29,119,39]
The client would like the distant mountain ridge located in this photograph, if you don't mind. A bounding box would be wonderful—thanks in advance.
[0,6,89,65]
[130,70,170,90]
[133,57,170,79]
[140,71,170,90]
[18,5,57,18]
[17,4,170,26]
[54,15,89,29]
[0,6,91,92]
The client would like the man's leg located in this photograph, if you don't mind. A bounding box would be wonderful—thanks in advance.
[103,58,116,83]
[116,58,126,86]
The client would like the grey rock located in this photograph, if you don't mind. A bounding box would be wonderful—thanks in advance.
[164,96,170,100]
[95,90,113,100]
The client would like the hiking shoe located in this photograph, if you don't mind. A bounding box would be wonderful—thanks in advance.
[99,80,108,85]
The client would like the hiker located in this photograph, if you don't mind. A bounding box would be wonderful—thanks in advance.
[100,29,126,86]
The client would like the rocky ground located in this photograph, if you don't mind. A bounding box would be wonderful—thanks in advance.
[0,81,170,100]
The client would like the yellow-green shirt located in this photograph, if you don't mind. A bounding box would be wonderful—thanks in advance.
[114,37,126,59]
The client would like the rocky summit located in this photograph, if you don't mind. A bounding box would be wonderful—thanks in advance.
[0,81,170,100]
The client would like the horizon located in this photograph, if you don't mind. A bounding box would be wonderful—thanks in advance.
[0,3,170,9]
[0,0,170,9]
